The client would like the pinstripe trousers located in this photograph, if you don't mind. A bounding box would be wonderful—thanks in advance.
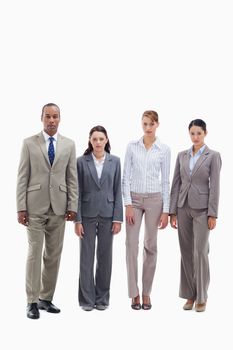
[78,216,113,307]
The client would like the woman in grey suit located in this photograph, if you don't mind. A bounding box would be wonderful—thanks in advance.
[170,119,221,312]
[74,126,123,311]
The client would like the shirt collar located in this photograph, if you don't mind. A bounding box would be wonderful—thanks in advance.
[189,144,206,156]
[139,136,162,149]
[42,131,58,142]
[92,152,106,163]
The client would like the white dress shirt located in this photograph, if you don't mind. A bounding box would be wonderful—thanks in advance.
[122,137,171,212]
[92,152,106,179]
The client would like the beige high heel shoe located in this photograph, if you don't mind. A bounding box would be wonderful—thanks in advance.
[183,299,195,310]
[195,302,206,312]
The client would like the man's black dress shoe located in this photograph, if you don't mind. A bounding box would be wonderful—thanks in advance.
[27,303,40,319]
[38,299,60,313]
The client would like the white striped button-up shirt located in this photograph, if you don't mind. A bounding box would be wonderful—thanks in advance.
[122,137,171,212]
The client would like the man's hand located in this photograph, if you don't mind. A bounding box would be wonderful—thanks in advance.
[17,211,29,226]
[65,211,77,221]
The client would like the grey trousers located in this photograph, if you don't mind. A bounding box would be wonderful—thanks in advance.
[126,192,163,298]
[177,203,210,304]
[78,216,113,307]
[26,209,66,303]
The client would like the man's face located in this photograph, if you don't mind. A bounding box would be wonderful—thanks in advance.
[41,106,60,136]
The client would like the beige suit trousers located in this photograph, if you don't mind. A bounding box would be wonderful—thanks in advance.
[26,208,66,303]
[126,192,163,298]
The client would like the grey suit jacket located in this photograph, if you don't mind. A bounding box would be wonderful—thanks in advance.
[76,153,123,222]
[169,146,221,217]
[16,131,78,215]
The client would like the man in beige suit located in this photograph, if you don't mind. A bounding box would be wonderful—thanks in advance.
[17,103,78,319]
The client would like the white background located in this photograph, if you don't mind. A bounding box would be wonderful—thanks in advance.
[1,0,232,349]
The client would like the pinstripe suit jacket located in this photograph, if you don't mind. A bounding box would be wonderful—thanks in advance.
[169,146,221,217]
[76,153,123,222]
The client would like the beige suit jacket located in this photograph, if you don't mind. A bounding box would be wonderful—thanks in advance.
[17,131,78,215]
[169,146,221,218]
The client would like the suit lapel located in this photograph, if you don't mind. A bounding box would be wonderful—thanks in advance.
[37,132,50,166]
[86,154,101,188]
[191,146,210,177]
[100,153,112,186]
[37,132,62,168]
[183,151,191,177]
[52,133,62,167]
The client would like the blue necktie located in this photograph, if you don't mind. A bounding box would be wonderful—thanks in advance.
[48,137,55,165]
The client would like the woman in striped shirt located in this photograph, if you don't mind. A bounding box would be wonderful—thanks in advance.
[122,110,171,310]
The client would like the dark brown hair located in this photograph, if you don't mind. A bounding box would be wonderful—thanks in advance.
[84,125,111,155]
[188,119,207,132]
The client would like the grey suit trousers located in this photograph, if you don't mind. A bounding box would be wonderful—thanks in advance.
[126,192,163,298]
[78,216,113,307]
[26,208,66,303]
[177,201,210,304]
